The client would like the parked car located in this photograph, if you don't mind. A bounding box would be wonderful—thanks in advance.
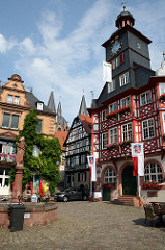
[54,189,88,202]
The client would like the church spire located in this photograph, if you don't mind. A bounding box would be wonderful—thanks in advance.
[57,100,62,117]
[48,91,56,112]
[78,94,89,117]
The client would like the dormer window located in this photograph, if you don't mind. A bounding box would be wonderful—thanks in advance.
[36,102,44,110]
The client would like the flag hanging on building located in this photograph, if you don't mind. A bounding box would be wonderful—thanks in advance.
[103,61,112,82]
[87,155,97,181]
[131,143,144,176]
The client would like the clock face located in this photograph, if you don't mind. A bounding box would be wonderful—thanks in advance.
[110,40,122,56]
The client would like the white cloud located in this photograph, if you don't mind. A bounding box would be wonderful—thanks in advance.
[2,0,165,123]
[0,34,16,53]
[20,37,35,55]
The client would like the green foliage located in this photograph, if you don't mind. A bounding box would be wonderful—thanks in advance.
[10,109,62,192]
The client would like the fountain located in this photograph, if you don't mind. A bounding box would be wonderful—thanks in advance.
[0,140,57,229]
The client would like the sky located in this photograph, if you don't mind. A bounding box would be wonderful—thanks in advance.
[0,0,165,125]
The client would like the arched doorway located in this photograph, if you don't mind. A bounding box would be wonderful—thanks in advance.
[122,166,137,195]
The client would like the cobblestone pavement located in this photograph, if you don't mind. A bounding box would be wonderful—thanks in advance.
[0,201,165,250]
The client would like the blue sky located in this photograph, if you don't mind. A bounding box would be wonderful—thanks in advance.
[0,0,165,124]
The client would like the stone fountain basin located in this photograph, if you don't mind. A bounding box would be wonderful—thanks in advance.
[0,202,58,228]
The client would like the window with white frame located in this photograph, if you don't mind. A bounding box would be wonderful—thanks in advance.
[104,168,116,184]
[7,95,12,103]
[37,102,43,110]
[2,113,19,129]
[102,110,107,121]
[102,132,108,149]
[109,102,117,113]
[159,83,165,95]
[144,163,163,182]
[140,91,152,106]
[108,80,115,93]
[112,56,120,69]
[121,96,131,108]
[142,119,155,140]
[109,127,118,144]
[7,95,20,105]
[119,72,129,86]
[122,123,132,141]
[13,96,20,105]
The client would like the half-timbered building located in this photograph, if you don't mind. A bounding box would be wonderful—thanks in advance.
[88,5,165,204]
[64,95,92,192]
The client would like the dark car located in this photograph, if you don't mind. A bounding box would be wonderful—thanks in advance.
[54,189,88,202]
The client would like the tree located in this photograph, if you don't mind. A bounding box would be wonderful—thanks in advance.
[10,109,62,193]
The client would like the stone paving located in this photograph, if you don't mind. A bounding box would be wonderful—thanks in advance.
[0,201,165,250]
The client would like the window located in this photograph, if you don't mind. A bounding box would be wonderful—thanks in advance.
[159,83,165,95]
[144,163,163,182]
[2,114,10,128]
[109,127,118,144]
[142,119,155,140]
[33,146,40,157]
[7,95,20,105]
[102,132,108,149]
[119,72,129,86]
[121,96,131,108]
[140,91,152,106]
[13,96,20,105]
[37,102,43,110]
[109,102,117,113]
[2,113,19,129]
[78,172,87,182]
[122,123,132,141]
[111,53,125,70]
[108,80,115,93]
[102,110,107,121]
[10,115,19,129]
[7,95,12,103]
[7,143,16,155]
[37,120,42,133]
[104,168,116,184]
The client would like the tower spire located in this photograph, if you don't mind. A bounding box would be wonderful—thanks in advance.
[78,94,89,117]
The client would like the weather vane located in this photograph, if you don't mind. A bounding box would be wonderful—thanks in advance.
[121,1,126,11]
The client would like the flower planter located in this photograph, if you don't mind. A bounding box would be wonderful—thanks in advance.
[106,143,119,150]
[118,105,132,115]
[141,181,162,190]
[103,184,115,190]
[160,94,165,101]
[106,111,117,120]
[119,140,133,147]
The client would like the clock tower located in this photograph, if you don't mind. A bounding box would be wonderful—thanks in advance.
[101,5,155,98]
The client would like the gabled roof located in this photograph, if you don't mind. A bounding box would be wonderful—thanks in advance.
[54,130,68,151]
[80,115,92,134]
[64,115,92,146]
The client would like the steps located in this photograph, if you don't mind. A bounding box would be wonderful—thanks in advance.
[111,195,139,207]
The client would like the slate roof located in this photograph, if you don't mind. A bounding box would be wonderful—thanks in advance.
[47,91,56,112]
[25,91,55,115]
[0,85,55,115]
